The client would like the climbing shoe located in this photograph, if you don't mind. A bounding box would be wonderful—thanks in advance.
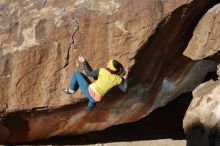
[62,88,75,94]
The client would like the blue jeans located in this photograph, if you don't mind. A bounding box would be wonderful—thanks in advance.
[69,70,96,110]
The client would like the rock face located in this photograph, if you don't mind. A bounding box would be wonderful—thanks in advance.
[183,3,220,146]
[0,0,218,143]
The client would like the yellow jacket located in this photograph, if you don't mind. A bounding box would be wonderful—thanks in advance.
[89,68,122,97]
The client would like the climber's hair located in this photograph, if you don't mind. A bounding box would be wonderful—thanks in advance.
[112,60,124,75]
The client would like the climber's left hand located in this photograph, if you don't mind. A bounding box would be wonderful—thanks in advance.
[78,54,85,63]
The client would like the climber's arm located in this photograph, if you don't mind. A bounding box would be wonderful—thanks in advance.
[118,68,128,93]
[83,61,99,77]
[118,78,128,93]
[78,54,99,77]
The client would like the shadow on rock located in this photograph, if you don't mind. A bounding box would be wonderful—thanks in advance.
[23,92,192,145]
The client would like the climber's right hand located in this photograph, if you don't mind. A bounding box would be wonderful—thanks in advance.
[122,68,128,79]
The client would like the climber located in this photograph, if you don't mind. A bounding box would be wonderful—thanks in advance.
[63,54,128,110]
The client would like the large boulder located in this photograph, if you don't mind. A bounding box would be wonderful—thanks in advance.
[183,3,220,60]
[183,80,220,146]
[0,0,217,143]
[183,3,220,146]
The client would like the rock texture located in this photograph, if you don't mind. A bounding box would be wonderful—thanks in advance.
[0,0,218,143]
[183,3,220,60]
[183,3,220,146]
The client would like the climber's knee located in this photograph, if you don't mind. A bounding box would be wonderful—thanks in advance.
[74,70,81,74]
[72,70,81,77]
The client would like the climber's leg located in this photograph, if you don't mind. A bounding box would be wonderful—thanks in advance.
[68,70,96,109]
[87,101,96,111]
[63,71,80,94]
[63,70,85,94]
[69,71,80,91]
